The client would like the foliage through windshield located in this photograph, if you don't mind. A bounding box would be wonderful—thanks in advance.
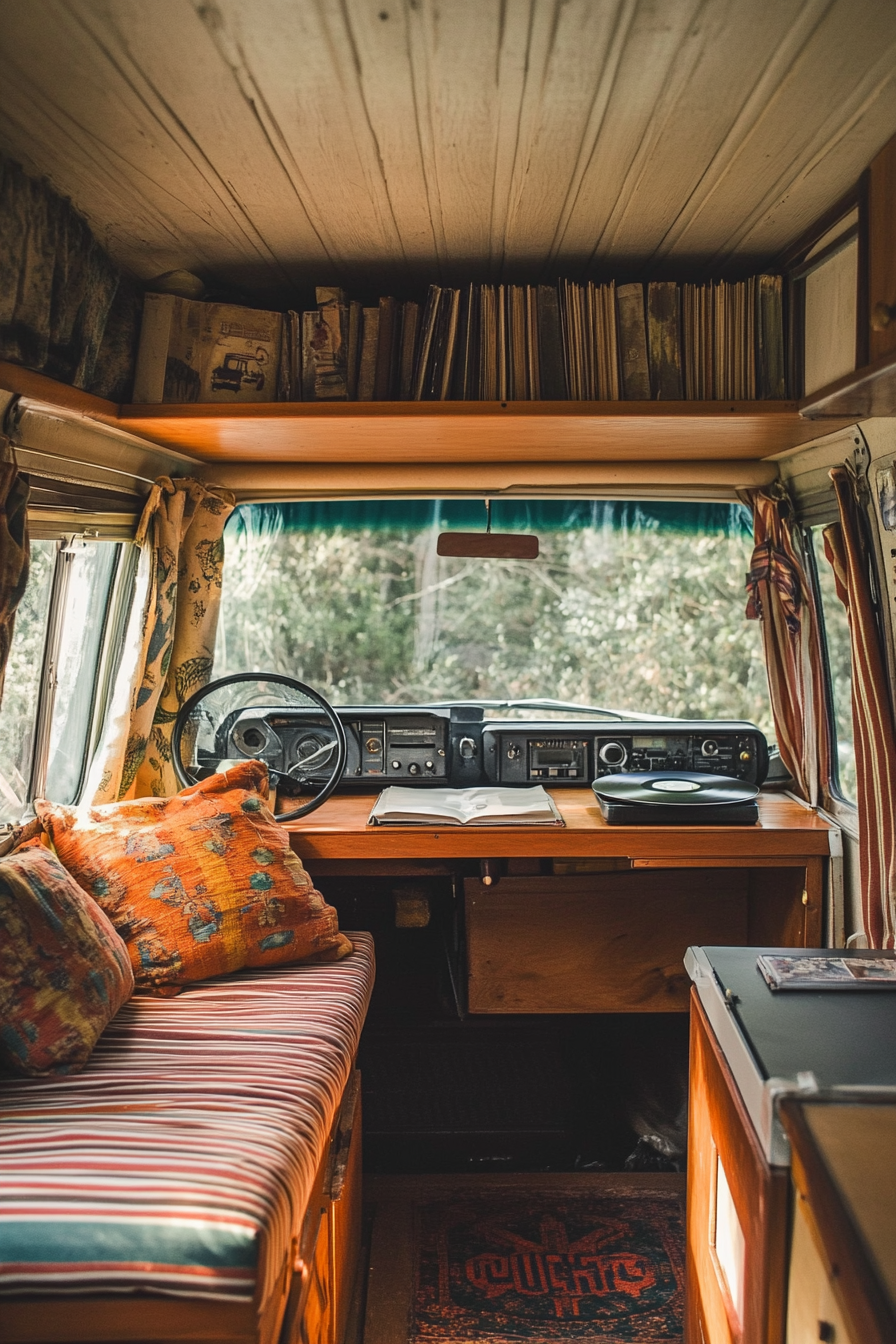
[216,499,773,739]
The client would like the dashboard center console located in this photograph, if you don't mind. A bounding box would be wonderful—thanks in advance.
[219,704,768,791]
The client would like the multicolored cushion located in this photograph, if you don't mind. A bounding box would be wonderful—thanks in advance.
[0,843,134,1076]
[36,761,350,991]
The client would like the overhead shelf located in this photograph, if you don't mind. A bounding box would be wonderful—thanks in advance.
[0,363,852,465]
[116,398,845,463]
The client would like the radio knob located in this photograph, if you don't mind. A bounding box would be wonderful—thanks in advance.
[424,760,434,770]
[599,741,628,768]
[506,743,521,760]
[701,739,719,757]
[740,750,751,762]
[408,762,420,775]
[391,759,401,770]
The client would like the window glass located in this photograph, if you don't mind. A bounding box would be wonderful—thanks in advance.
[45,542,120,805]
[0,540,56,822]
[809,526,856,803]
[217,499,773,737]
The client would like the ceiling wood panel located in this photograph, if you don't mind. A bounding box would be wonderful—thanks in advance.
[1,0,895,300]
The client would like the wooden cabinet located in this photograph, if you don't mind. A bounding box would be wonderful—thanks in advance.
[685,992,789,1344]
[464,866,818,1015]
[780,1099,896,1344]
[785,1194,855,1344]
[284,1074,363,1344]
[465,870,749,1013]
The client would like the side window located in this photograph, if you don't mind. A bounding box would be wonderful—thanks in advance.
[43,541,122,805]
[0,538,124,822]
[808,526,856,804]
[0,541,57,822]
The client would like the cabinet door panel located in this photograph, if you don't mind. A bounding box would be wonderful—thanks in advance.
[466,870,748,1013]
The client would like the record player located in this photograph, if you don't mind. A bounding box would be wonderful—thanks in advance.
[592,770,760,825]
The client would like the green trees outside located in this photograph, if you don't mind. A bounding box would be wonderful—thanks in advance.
[216,504,774,740]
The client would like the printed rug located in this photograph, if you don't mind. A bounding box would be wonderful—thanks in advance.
[363,1173,686,1344]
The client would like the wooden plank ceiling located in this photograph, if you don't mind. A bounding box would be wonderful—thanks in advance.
[2,0,896,306]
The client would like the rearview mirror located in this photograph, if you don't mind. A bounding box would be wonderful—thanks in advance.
[436,532,539,559]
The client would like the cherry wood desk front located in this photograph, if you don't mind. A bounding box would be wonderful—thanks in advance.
[288,792,833,1014]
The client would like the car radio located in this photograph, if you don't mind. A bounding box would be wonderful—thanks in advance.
[483,719,768,787]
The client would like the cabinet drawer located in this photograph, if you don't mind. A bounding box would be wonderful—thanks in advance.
[465,869,748,1013]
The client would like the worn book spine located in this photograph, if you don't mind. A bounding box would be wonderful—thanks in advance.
[537,284,566,399]
[452,284,473,399]
[412,285,441,400]
[757,274,786,398]
[133,292,176,403]
[286,310,301,400]
[301,312,317,400]
[647,281,683,399]
[357,308,379,400]
[311,302,348,399]
[478,285,496,400]
[346,300,362,400]
[496,285,507,401]
[438,288,461,400]
[526,285,541,399]
[398,301,419,400]
[616,282,650,399]
[374,296,398,399]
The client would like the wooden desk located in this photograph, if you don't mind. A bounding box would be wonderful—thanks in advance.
[286,788,833,863]
[288,790,835,1013]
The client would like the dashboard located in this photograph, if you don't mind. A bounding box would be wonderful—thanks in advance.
[220,704,769,793]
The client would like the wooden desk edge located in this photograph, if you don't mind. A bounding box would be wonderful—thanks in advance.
[286,789,834,861]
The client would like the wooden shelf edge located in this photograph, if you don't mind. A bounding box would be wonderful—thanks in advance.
[800,349,896,419]
[121,398,805,421]
[0,361,120,421]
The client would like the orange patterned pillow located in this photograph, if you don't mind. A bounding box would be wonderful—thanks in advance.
[36,762,350,991]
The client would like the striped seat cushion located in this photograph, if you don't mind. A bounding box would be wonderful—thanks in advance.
[0,932,374,1307]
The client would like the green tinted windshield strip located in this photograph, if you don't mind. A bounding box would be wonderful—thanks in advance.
[229,499,752,537]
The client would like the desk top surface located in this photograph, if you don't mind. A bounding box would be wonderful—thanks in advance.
[285,788,834,860]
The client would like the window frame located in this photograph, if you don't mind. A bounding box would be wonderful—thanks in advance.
[25,535,132,809]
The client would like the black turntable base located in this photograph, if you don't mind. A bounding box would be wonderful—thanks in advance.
[592,770,760,826]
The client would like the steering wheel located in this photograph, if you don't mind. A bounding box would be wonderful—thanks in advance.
[171,671,347,821]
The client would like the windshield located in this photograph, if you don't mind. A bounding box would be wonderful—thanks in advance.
[215,498,772,736]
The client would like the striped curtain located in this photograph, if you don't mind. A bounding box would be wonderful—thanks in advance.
[744,485,831,806]
[823,467,896,948]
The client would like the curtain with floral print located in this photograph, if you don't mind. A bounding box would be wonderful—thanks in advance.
[87,477,234,802]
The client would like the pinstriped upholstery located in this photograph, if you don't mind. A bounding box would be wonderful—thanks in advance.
[0,932,374,1307]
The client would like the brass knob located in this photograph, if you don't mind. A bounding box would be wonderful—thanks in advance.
[871,301,896,331]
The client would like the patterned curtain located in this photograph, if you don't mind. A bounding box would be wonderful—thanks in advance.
[824,466,896,948]
[87,477,234,802]
[0,445,30,709]
[744,484,831,806]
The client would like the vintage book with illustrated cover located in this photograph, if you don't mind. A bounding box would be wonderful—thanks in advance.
[757,953,896,990]
[368,785,564,827]
[134,294,283,404]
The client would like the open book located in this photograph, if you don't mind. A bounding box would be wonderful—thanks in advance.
[757,954,896,990]
[368,786,564,827]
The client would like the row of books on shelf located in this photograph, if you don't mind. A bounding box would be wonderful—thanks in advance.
[133,275,786,405]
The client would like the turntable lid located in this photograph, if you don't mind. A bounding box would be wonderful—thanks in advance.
[701,947,896,1087]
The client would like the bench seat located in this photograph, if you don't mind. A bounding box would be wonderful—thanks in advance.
[0,933,374,1340]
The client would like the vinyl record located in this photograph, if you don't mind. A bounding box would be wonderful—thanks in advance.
[592,770,758,807]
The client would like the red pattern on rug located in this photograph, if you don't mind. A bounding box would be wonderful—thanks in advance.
[413,1192,684,1342]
